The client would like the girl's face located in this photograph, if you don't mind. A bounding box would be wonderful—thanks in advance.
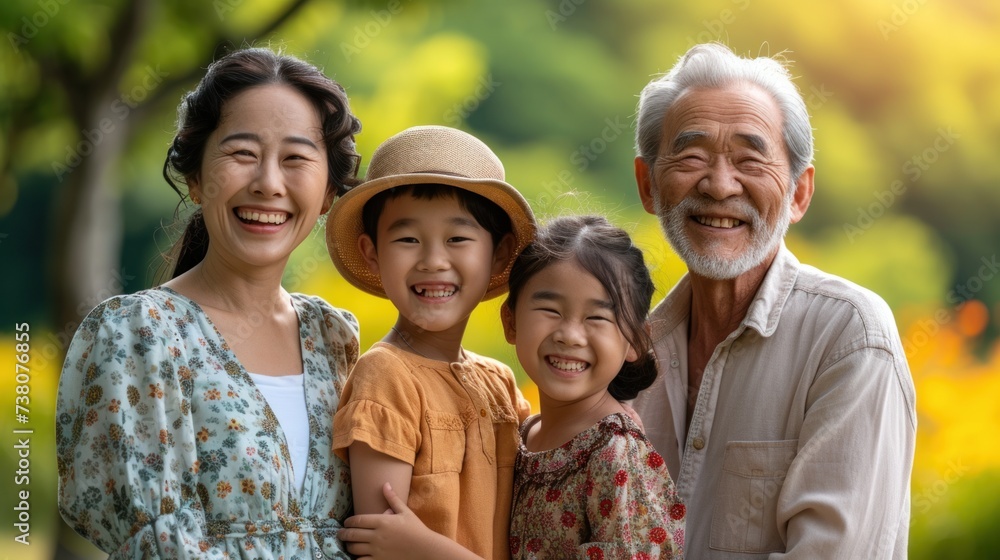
[502,258,638,411]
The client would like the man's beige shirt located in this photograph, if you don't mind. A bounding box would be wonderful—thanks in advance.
[633,244,916,559]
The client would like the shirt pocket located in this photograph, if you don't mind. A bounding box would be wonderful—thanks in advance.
[425,409,468,474]
[709,439,798,554]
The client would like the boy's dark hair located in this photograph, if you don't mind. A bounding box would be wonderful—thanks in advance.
[361,184,512,248]
[504,215,657,401]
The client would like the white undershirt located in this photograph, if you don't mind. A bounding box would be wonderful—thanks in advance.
[248,372,309,492]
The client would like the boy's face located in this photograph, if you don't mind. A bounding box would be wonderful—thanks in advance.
[358,192,508,334]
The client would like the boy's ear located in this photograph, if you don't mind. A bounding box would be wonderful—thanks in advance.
[358,234,380,275]
[491,232,516,276]
[500,303,517,344]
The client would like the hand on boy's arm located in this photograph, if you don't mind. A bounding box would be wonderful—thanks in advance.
[340,483,484,560]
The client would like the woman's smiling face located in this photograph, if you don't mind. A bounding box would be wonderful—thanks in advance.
[190,84,331,272]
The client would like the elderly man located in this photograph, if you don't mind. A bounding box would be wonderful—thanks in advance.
[631,43,916,559]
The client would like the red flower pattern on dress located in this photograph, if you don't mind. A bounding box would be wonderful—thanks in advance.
[670,503,686,520]
[510,414,684,559]
[599,498,613,517]
[614,469,628,486]
[647,451,664,469]
[561,511,576,527]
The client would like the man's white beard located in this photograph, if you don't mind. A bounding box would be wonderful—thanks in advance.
[653,186,794,280]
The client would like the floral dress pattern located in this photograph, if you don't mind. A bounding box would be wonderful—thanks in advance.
[509,413,685,560]
[55,287,360,559]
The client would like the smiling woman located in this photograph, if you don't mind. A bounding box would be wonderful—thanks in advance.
[55,48,364,559]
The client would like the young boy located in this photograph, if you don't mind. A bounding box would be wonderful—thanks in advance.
[327,126,535,559]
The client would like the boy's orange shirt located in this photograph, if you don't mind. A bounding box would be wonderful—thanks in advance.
[334,342,532,560]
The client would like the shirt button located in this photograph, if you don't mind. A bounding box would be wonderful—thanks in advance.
[692,437,705,450]
[480,408,487,417]
[462,375,468,382]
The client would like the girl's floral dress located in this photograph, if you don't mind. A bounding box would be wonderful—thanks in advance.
[56,287,359,559]
[509,413,685,559]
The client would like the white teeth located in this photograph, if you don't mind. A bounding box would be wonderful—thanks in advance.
[416,287,456,298]
[696,216,742,228]
[547,357,587,372]
[237,209,287,225]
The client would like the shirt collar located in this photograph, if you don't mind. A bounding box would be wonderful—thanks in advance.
[650,242,800,341]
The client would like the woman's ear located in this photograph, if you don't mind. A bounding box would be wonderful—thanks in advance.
[188,175,202,203]
[358,234,380,275]
[321,188,336,215]
[491,233,516,276]
[500,303,517,345]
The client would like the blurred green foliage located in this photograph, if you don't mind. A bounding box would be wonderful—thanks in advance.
[2,0,999,557]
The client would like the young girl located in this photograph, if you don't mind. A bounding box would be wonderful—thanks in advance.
[501,215,685,559]
[328,125,535,559]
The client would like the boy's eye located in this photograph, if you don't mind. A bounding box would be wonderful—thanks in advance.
[391,237,419,244]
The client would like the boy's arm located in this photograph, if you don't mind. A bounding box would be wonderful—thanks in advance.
[349,442,413,514]
[341,483,483,560]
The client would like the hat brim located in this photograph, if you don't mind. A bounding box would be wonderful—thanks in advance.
[326,172,535,300]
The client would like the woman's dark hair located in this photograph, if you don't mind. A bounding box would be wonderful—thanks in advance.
[361,184,512,248]
[504,215,657,401]
[162,47,362,278]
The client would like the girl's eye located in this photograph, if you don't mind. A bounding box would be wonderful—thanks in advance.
[533,307,560,316]
[448,237,472,243]
[588,315,613,323]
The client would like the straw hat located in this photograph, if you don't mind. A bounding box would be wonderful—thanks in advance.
[326,125,535,300]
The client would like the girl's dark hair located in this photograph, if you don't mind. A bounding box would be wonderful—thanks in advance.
[162,47,362,278]
[504,215,657,401]
[361,184,512,248]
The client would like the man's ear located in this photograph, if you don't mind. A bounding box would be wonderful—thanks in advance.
[491,232,516,276]
[500,303,517,344]
[789,166,815,224]
[634,156,657,215]
[358,234,380,275]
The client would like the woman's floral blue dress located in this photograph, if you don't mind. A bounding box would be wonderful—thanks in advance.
[56,287,359,559]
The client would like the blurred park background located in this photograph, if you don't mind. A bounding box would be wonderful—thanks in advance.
[1,0,998,557]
